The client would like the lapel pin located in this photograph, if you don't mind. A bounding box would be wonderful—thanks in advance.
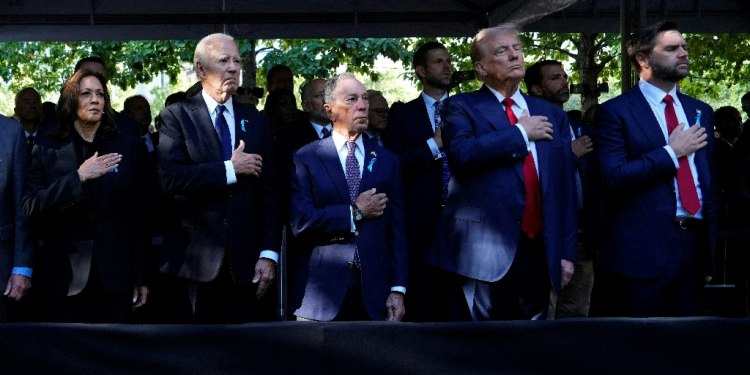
[368,151,377,172]
[695,109,702,126]
[241,119,247,132]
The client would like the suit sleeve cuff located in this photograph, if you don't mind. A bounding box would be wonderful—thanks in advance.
[663,145,679,168]
[515,124,531,151]
[259,250,278,263]
[11,267,33,278]
[390,286,406,295]
[426,138,442,160]
[224,160,237,185]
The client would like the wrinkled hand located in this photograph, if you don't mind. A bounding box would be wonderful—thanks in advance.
[253,258,276,298]
[517,109,553,141]
[231,140,263,177]
[78,152,121,182]
[355,188,388,219]
[669,123,707,158]
[385,292,405,322]
[3,274,31,301]
[433,126,443,149]
[132,285,149,309]
[571,135,593,158]
[561,259,575,288]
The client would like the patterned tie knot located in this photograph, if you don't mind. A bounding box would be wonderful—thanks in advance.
[321,127,331,138]
[663,94,674,105]
[216,104,225,116]
[347,140,356,154]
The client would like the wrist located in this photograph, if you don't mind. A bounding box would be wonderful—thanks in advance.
[76,170,85,183]
[352,204,363,222]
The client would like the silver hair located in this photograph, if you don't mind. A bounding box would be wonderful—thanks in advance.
[194,33,235,72]
[324,72,357,105]
[470,23,522,64]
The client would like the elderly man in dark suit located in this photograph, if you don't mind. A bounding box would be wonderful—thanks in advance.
[592,21,716,317]
[0,116,33,322]
[430,25,578,321]
[289,72,408,321]
[158,33,280,323]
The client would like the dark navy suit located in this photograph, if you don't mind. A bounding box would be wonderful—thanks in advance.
[382,96,447,321]
[430,86,578,318]
[289,136,408,321]
[0,117,34,321]
[592,85,716,317]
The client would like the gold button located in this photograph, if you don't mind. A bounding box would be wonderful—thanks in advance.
[354,230,360,236]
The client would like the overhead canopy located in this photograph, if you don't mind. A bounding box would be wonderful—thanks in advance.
[0,0,748,42]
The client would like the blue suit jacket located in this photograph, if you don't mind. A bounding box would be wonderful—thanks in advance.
[594,86,717,279]
[289,136,408,321]
[0,117,33,292]
[382,96,444,263]
[157,95,280,284]
[429,86,578,296]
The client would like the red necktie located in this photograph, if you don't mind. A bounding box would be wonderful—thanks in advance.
[502,97,542,239]
[663,94,701,215]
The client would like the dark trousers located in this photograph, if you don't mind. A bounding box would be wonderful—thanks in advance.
[591,223,708,318]
[451,233,550,321]
[332,266,371,321]
[43,262,133,324]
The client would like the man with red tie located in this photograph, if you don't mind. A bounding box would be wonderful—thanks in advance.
[592,21,716,317]
[430,25,577,321]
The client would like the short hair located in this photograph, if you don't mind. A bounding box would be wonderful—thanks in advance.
[742,92,750,104]
[49,69,118,141]
[715,106,742,133]
[123,95,147,114]
[524,60,563,94]
[300,79,324,102]
[194,33,235,69]
[324,72,357,105]
[413,41,447,69]
[266,65,293,89]
[470,24,521,65]
[74,56,106,72]
[366,90,384,101]
[627,21,680,73]
[165,92,187,107]
[15,87,40,106]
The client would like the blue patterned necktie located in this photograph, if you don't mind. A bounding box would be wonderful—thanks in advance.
[345,140,362,267]
[321,127,331,139]
[435,101,451,202]
[215,104,232,161]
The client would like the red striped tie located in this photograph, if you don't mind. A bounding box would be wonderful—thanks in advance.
[663,94,701,215]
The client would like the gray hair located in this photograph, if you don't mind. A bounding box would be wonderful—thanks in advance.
[470,24,522,64]
[324,72,357,105]
[194,33,235,70]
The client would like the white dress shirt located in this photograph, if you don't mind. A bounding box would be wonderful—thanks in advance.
[311,121,332,139]
[486,86,540,173]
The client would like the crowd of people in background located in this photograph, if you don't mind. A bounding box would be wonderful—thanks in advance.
[1,20,748,324]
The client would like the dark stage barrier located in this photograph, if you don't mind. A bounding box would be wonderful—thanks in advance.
[1,318,750,374]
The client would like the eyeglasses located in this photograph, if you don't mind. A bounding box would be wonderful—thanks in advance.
[371,108,389,118]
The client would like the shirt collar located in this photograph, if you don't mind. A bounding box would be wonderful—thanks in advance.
[639,79,680,108]
[422,91,449,108]
[201,89,235,117]
[331,129,364,153]
[310,121,332,136]
[486,85,528,110]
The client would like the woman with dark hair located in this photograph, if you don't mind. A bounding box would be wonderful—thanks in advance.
[23,69,150,323]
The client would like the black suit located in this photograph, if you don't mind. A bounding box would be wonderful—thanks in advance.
[382,95,448,322]
[157,94,280,323]
[37,112,139,140]
[23,130,150,323]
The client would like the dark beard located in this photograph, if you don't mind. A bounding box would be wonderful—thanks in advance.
[543,88,569,105]
[424,73,451,90]
[650,56,689,82]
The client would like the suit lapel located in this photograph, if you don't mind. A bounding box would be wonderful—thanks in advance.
[678,92,710,190]
[96,139,122,216]
[316,137,350,203]
[54,138,78,178]
[627,87,668,149]
[186,96,224,162]
[412,96,435,139]
[473,86,523,182]
[525,95,551,192]
[359,140,378,194]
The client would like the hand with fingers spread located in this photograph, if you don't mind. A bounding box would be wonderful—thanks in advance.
[571,135,593,158]
[77,152,121,182]
[253,258,276,298]
[517,109,554,141]
[231,140,264,177]
[669,123,707,158]
[355,188,388,219]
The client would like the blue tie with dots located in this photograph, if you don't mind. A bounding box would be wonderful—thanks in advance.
[435,101,451,202]
[215,104,232,161]
[346,140,362,267]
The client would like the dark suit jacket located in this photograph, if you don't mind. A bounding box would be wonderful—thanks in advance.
[429,86,578,296]
[0,117,34,293]
[593,86,717,279]
[23,131,150,296]
[157,95,280,284]
[382,96,444,263]
[37,112,139,140]
[288,136,408,321]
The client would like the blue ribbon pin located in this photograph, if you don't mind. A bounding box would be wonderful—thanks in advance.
[695,110,702,126]
[241,119,247,132]
[367,158,376,172]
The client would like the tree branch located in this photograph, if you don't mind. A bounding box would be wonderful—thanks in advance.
[529,43,578,59]
[595,55,617,71]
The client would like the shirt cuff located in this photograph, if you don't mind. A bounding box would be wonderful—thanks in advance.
[663,145,679,168]
[390,286,406,295]
[259,250,278,263]
[11,267,33,278]
[515,124,531,151]
[426,138,442,160]
[224,160,237,185]
[350,207,356,232]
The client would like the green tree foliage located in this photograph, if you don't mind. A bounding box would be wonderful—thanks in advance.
[682,34,750,101]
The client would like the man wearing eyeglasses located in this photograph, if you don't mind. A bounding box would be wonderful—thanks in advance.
[365,90,389,147]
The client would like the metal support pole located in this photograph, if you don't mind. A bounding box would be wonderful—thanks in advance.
[620,0,646,93]
[278,225,288,321]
